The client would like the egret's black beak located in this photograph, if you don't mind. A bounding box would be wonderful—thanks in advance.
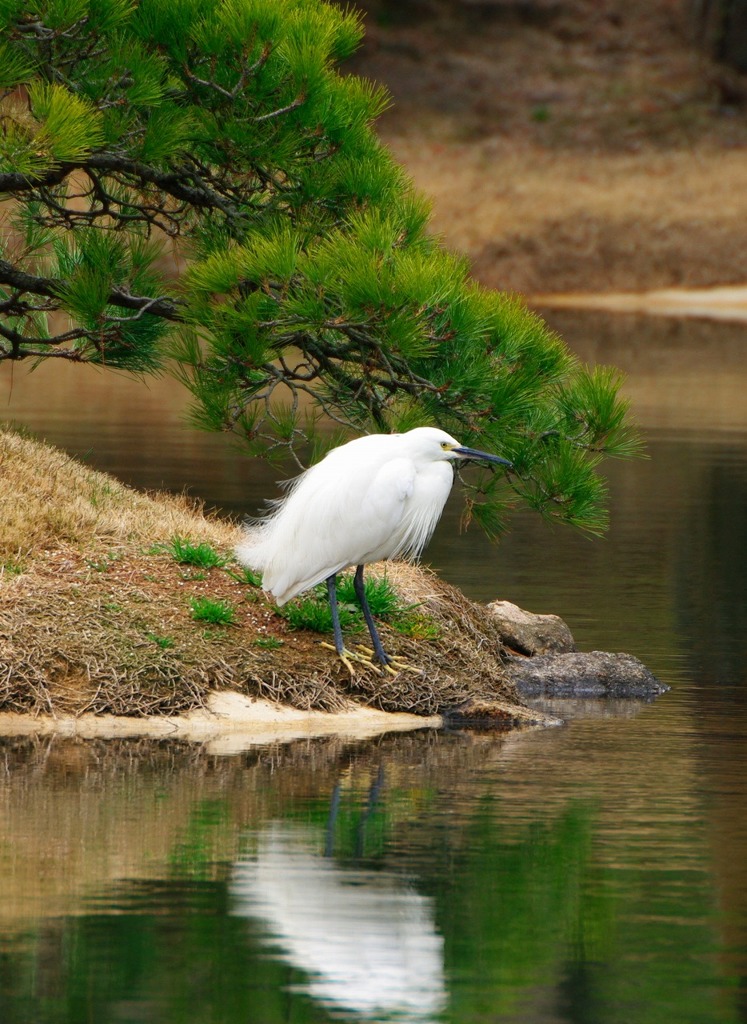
[452,446,512,468]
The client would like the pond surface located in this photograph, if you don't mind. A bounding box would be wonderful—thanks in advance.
[1,311,747,1023]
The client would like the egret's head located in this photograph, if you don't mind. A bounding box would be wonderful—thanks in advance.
[403,427,512,468]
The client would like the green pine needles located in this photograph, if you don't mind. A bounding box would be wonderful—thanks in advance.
[0,0,641,538]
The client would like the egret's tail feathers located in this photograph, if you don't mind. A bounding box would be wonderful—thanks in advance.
[235,528,267,573]
[235,525,310,606]
[265,565,346,607]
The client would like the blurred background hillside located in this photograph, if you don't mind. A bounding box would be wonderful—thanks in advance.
[345,0,747,294]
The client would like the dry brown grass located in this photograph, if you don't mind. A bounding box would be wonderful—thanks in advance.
[0,425,529,722]
[387,141,747,296]
[0,425,237,562]
[350,0,747,296]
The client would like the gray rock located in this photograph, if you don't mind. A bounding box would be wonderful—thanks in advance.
[505,650,668,698]
[487,599,576,655]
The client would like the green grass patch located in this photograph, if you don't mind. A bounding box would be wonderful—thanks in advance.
[147,632,175,649]
[189,596,236,625]
[227,563,263,588]
[89,480,115,508]
[391,613,441,641]
[167,536,227,569]
[253,636,284,650]
[1,557,25,577]
[335,573,401,617]
[86,552,121,572]
[281,594,361,635]
[278,572,437,640]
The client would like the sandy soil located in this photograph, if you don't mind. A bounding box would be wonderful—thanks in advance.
[0,692,442,752]
[532,283,747,320]
[350,0,747,296]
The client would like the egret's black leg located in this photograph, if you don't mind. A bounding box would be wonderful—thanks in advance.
[326,573,345,655]
[353,564,391,666]
[324,568,403,674]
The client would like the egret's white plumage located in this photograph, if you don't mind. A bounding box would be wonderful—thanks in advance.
[239,428,457,604]
[237,426,510,667]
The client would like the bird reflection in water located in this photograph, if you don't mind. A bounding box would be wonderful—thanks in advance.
[230,772,447,1023]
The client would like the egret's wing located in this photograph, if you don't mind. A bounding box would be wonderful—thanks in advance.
[271,457,417,602]
[236,433,454,604]
[243,454,416,603]
[385,461,454,561]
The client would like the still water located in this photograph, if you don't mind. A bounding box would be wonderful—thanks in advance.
[1,311,746,1023]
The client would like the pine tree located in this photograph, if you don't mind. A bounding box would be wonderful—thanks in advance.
[0,0,640,534]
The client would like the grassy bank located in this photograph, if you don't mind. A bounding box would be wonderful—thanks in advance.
[0,425,531,724]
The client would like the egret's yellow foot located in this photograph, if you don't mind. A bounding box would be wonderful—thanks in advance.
[353,645,418,675]
[321,641,383,676]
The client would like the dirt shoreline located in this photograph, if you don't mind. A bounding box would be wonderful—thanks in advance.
[0,692,442,751]
[533,283,747,321]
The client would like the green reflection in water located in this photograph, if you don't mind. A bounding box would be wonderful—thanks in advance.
[437,794,732,1024]
[440,799,608,1021]
[0,733,740,1024]
[1,901,331,1024]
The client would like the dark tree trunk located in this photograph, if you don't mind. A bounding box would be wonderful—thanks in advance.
[692,0,747,72]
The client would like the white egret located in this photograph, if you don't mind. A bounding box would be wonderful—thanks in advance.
[237,426,511,670]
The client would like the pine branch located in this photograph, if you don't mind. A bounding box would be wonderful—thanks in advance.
[0,155,247,221]
[0,259,183,322]
[0,0,641,537]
